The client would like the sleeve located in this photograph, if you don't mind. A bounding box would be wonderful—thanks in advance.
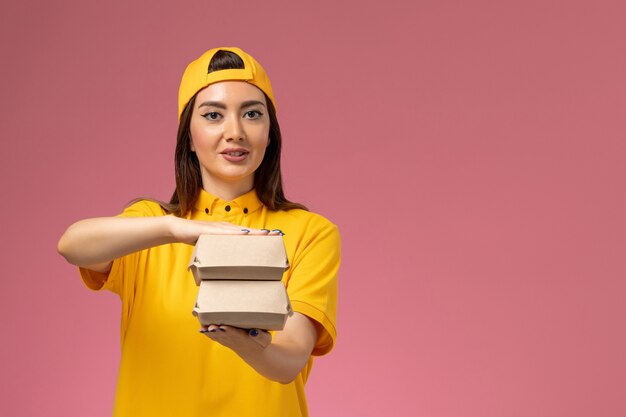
[78,200,164,294]
[286,219,341,356]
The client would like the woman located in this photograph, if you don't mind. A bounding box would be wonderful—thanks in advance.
[58,47,340,417]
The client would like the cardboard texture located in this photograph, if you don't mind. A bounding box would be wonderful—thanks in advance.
[193,280,292,330]
[189,234,293,330]
[188,235,289,285]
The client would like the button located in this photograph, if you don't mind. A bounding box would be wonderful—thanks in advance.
[225,205,231,212]
[243,208,249,214]
[204,208,209,214]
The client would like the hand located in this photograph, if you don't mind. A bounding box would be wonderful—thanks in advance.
[200,325,272,352]
[167,216,281,245]
[199,313,317,383]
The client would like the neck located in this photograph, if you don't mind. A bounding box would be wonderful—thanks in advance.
[201,177,254,202]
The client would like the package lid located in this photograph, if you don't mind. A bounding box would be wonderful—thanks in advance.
[188,235,289,285]
[193,280,292,330]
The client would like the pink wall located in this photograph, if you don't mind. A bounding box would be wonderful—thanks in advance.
[1,0,625,416]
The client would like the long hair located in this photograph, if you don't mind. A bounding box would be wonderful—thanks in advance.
[151,50,306,216]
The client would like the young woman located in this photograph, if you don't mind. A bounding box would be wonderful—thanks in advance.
[58,47,340,417]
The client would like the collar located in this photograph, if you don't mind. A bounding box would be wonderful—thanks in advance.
[193,188,264,217]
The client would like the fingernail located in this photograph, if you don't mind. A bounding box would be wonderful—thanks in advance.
[241,229,250,233]
[271,229,285,236]
[208,328,217,333]
[219,327,226,332]
[249,329,259,337]
[261,229,270,232]
[199,329,208,333]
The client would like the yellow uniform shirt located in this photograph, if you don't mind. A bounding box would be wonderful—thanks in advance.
[80,189,340,417]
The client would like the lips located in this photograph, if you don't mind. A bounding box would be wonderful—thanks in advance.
[220,148,249,156]
[220,148,250,162]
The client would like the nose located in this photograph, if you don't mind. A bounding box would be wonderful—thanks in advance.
[223,114,244,142]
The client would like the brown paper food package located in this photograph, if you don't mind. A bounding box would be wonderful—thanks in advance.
[188,235,289,285]
[193,280,292,330]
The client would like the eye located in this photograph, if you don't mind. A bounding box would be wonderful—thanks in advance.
[244,110,263,119]
[201,112,221,121]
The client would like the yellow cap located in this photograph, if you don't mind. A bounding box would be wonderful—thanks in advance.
[177,47,275,120]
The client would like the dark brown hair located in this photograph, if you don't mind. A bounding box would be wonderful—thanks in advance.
[149,50,306,216]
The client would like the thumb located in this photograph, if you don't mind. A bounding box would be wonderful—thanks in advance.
[249,329,272,348]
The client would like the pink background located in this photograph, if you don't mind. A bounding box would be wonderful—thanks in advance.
[1,0,625,416]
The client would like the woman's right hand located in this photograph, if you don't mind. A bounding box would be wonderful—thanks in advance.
[58,215,281,270]
[167,216,278,245]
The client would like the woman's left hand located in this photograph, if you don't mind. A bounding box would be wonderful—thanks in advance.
[200,325,272,351]
[198,313,319,384]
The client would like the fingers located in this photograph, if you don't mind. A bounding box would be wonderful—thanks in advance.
[252,229,284,236]
[244,228,271,236]
[199,325,272,349]
[206,223,284,236]
[200,324,225,332]
[205,222,256,235]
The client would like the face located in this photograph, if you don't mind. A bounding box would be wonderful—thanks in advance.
[189,81,270,196]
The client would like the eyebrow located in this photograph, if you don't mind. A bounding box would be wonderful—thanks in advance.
[197,100,266,110]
